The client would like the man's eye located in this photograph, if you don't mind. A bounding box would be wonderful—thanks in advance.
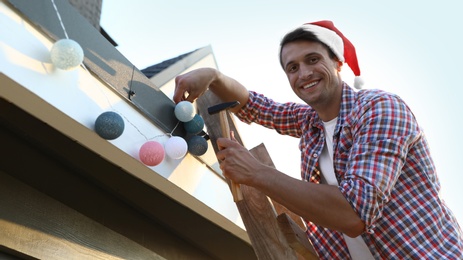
[308,57,319,64]
[287,65,297,73]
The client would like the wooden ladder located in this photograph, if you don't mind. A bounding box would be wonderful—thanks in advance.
[197,92,318,260]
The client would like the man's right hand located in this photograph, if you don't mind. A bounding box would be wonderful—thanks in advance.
[173,68,249,113]
[173,68,217,104]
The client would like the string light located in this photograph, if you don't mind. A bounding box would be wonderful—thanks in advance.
[184,114,205,134]
[50,39,84,70]
[164,136,188,159]
[139,141,165,166]
[174,101,196,122]
[94,111,125,140]
[49,0,209,168]
[187,135,208,156]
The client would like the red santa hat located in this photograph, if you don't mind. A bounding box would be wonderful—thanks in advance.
[300,20,363,89]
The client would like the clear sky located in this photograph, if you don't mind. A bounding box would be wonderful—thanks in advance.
[101,1,463,225]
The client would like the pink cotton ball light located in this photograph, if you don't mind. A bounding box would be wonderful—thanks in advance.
[139,141,165,166]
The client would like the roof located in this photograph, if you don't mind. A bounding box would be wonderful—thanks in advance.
[139,45,216,90]
[141,49,197,78]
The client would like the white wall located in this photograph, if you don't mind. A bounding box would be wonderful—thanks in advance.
[0,2,243,229]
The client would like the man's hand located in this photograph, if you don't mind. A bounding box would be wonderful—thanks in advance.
[216,132,268,186]
[174,68,249,112]
[173,68,217,103]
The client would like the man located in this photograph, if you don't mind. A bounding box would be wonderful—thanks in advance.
[173,20,462,259]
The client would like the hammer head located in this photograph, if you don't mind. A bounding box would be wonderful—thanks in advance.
[207,101,240,115]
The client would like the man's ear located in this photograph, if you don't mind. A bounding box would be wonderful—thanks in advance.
[336,60,343,72]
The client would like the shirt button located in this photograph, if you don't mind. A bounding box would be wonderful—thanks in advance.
[313,153,318,158]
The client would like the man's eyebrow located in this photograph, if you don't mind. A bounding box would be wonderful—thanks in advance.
[284,60,295,70]
[284,52,319,69]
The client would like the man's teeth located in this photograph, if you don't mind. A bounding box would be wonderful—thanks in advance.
[303,81,318,89]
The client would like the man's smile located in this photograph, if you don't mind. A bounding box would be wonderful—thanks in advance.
[302,80,319,89]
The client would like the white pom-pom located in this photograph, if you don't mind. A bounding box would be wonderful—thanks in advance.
[164,136,188,159]
[354,76,364,89]
[50,39,84,70]
[174,101,195,122]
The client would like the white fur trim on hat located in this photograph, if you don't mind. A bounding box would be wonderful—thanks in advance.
[300,20,363,89]
[300,24,345,63]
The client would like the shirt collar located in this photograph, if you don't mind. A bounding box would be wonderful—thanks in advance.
[337,82,357,127]
[309,82,356,130]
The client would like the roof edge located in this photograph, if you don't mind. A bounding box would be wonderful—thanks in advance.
[145,45,215,87]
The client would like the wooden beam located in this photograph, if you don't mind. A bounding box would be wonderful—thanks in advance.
[277,213,318,260]
[196,91,244,158]
[197,91,318,259]
[246,142,317,259]
[0,171,166,260]
[249,144,318,260]
[248,143,306,230]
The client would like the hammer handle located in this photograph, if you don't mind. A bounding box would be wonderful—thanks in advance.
[219,110,243,202]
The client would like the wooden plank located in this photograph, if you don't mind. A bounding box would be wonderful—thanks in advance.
[277,213,318,260]
[196,90,244,159]
[249,144,318,259]
[0,171,166,260]
[234,185,296,259]
[197,92,294,259]
[248,143,306,230]
[197,91,318,259]
[249,145,317,260]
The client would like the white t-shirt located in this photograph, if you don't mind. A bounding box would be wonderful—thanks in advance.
[319,118,374,260]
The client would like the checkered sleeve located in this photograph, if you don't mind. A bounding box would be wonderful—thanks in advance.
[338,91,422,232]
[235,91,310,138]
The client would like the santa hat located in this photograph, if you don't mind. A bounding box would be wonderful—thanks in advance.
[300,20,363,89]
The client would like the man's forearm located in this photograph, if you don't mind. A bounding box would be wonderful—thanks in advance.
[252,167,365,237]
[207,69,249,113]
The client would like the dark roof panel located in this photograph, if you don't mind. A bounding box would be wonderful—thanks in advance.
[141,49,197,78]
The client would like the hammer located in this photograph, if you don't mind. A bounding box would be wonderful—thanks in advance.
[208,101,243,202]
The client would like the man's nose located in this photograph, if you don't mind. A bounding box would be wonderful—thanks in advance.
[299,65,313,79]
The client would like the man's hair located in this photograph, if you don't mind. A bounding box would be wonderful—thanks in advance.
[279,28,338,68]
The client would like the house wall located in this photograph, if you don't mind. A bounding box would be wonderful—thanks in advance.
[0,0,242,229]
[0,170,170,260]
[0,1,255,259]
[0,81,254,259]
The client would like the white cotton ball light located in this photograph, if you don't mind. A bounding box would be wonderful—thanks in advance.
[174,101,195,122]
[50,39,84,70]
[164,136,188,159]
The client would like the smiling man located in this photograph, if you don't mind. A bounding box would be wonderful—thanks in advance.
[173,20,463,259]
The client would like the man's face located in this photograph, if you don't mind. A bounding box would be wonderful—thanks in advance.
[281,40,342,114]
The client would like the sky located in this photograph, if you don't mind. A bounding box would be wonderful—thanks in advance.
[100,1,463,225]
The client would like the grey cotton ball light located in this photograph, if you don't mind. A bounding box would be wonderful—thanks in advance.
[94,111,125,140]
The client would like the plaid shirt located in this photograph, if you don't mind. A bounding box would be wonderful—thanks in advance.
[236,83,463,259]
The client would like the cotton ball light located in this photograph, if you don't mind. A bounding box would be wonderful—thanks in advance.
[50,39,84,70]
[184,114,204,134]
[187,135,208,156]
[164,136,188,159]
[174,101,195,122]
[139,141,165,166]
[94,111,125,140]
